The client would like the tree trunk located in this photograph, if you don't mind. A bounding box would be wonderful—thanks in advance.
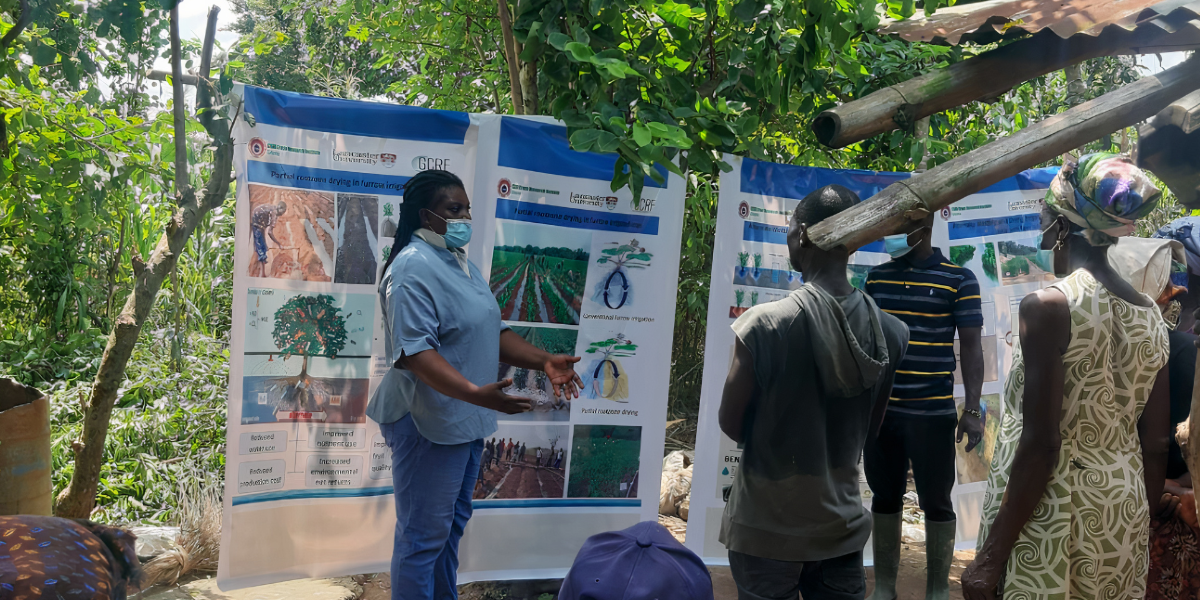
[520,58,538,115]
[53,4,231,519]
[54,145,234,518]
[496,0,523,115]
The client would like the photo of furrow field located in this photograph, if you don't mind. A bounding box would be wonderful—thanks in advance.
[489,221,589,325]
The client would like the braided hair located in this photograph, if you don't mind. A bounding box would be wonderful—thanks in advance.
[381,169,466,274]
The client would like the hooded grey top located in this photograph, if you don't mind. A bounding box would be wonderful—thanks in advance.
[720,284,908,562]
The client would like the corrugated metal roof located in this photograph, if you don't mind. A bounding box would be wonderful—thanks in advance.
[880,0,1200,47]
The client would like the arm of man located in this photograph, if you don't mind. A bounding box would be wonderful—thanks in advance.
[958,326,986,451]
[498,329,583,398]
[718,338,756,444]
[962,290,1069,600]
[1140,363,1172,519]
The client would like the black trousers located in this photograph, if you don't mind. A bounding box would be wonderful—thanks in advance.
[863,411,957,522]
[728,550,865,600]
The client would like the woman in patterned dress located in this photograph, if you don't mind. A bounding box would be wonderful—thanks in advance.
[962,154,1173,600]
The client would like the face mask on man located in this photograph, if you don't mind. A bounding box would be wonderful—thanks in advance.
[883,227,928,259]
[425,211,473,248]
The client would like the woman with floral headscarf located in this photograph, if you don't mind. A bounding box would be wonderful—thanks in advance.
[962,154,1173,600]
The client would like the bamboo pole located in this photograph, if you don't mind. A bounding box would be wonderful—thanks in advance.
[814,31,1154,149]
[808,54,1200,253]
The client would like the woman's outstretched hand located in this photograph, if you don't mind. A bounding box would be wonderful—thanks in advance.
[473,379,532,415]
[544,355,583,398]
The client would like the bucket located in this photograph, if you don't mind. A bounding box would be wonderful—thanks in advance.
[0,377,52,515]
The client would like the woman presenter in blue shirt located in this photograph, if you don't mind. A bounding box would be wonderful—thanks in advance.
[366,169,582,600]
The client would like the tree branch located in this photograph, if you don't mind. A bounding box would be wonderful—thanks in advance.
[169,3,189,194]
[0,0,32,159]
[0,0,32,53]
[496,0,523,115]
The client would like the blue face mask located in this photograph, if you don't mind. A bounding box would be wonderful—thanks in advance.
[883,227,928,259]
[883,233,915,258]
[443,219,472,248]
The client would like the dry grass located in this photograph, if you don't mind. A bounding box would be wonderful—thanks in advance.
[141,477,221,587]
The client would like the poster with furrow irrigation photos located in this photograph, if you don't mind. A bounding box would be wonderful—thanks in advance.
[687,155,1057,564]
[221,90,682,590]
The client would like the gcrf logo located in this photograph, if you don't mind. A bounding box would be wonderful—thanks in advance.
[498,179,512,198]
[634,197,655,213]
[412,156,451,171]
[380,153,397,168]
[249,137,267,158]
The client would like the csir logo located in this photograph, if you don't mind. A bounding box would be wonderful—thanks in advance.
[412,156,451,171]
[738,201,750,219]
[249,137,267,158]
[380,153,397,168]
[498,179,512,198]
[940,206,952,220]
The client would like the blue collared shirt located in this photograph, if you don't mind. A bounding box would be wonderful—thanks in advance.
[366,232,505,445]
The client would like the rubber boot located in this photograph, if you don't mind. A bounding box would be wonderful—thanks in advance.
[924,519,957,600]
[868,511,902,600]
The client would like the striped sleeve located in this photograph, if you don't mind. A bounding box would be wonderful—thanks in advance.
[953,268,984,328]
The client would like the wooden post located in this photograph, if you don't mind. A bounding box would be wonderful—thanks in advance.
[808,54,1200,252]
[814,32,1139,149]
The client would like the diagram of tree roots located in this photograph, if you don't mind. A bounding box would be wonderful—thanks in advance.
[578,334,638,402]
[592,240,652,309]
[261,293,350,414]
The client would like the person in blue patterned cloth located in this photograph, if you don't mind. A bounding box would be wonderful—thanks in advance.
[0,515,142,600]
[963,154,1172,600]
[864,212,985,600]
[367,169,583,600]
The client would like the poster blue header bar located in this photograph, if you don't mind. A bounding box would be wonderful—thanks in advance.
[740,158,910,202]
[247,160,411,196]
[949,214,1042,240]
[743,221,788,244]
[496,198,659,235]
[740,158,1058,202]
[242,86,471,144]
[498,117,668,189]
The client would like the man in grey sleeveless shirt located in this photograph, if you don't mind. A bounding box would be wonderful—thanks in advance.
[718,185,910,600]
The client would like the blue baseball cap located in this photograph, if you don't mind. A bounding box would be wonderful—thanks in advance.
[559,522,715,600]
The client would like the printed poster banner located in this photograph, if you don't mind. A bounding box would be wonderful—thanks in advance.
[219,87,683,589]
[687,155,1056,563]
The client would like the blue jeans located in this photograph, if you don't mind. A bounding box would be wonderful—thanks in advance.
[382,414,483,600]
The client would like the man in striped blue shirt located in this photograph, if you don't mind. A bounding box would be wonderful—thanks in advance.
[863,215,985,600]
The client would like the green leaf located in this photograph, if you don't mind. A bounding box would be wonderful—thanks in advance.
[569,128,604,152]
[594,131,620,153]
[632,124,652,146]
[732,0,761,23]
[564,42,596,62]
